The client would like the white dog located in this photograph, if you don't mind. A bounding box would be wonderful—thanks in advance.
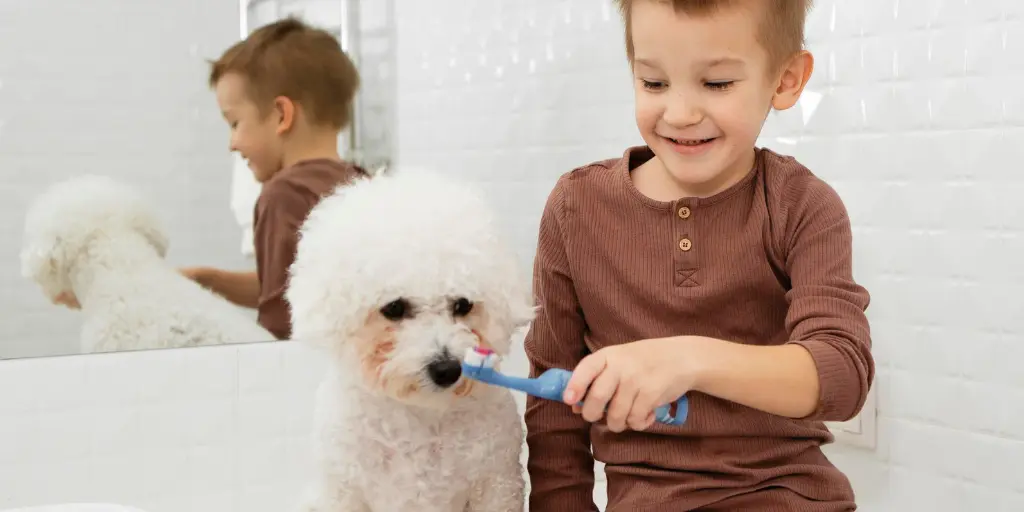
[287,170,535,511]
[20,174,275,353]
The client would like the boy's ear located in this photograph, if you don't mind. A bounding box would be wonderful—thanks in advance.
[273,96,296,134]
[771,50,814,111]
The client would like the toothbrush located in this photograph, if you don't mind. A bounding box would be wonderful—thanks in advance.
[461,347,689,426]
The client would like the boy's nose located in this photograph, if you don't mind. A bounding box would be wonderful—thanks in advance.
[662,95,703,127]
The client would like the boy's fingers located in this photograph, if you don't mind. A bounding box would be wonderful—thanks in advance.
[628,389,660,430]
[636,412,656,431]
[605,384,639,433]
[580,370,618,423]
[563,353,607,404]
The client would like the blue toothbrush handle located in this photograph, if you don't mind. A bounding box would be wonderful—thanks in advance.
[460,362,690,426]
[651,395,689,425]
[540,369,690,426]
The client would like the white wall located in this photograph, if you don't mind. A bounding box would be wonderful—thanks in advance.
[1,1,1023,511]
[0,0,248,359]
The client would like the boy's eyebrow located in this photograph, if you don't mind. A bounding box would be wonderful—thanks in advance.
[699,57,745,67]
[634,58,659,69]
[633,56,745,69]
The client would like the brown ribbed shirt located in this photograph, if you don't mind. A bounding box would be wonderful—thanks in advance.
[524,146,873,511]
[253,158,364,339]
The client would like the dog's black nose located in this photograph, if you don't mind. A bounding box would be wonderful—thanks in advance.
[426,356,463,388]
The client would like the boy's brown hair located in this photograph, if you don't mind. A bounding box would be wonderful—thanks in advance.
[209,17,360,131]
[614,0,813,70]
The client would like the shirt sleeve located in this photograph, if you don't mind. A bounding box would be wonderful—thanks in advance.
[523,177,600,512]
[252,182,308,340]
[781,178,874,422]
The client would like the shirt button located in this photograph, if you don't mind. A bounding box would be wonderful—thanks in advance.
[679,238,692,251]
[678,206,691,219]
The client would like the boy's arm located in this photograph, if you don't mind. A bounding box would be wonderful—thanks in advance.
[689,178,873,421]
[191,268,260,309]
[524,178,599,512]
[251,184,308,340]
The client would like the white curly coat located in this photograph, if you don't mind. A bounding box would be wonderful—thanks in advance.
[287,170,535,512]
[19,175,275,353]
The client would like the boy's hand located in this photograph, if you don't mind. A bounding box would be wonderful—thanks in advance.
[563,336,706,432]
[179,266,208,285]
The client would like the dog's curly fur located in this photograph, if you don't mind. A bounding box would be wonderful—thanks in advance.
[287,170,535,511]
[20,174,274,353]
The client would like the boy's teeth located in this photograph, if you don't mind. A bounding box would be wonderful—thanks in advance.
[671,137,710,146]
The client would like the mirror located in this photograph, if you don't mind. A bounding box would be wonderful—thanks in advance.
[0,0,395,360]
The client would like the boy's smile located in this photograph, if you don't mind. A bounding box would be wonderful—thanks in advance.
[662,136,719,156]
[627,1,812,200]
[214,72,285,183]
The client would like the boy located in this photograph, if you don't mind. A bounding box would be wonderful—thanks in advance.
[56,19,364,341]
[50,18,364,338]
[524,1,872,511]
[182,18,366,340]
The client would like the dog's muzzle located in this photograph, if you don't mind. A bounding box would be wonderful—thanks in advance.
[426,351,463,388]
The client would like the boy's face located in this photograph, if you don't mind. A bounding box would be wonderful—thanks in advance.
[214,73,285,183]
[629,1,811,196]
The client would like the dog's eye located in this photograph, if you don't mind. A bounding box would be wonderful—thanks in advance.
[380,299,410,320]
[451,297,473,317]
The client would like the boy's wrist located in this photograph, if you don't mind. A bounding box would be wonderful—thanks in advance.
[678,335,726,394]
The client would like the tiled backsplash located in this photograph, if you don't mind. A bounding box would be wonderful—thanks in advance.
[2,1,1023,511]
[0,342,324,511]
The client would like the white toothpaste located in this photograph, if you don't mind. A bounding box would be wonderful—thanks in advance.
[463,347,498,368]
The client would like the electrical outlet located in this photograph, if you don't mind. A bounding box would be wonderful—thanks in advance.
[825,384,877,450]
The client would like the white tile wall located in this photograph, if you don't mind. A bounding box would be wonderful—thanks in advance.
[0,0,248,359]
[0,342,324,511]
[3,1,1024,511]
[392,0,1024,510]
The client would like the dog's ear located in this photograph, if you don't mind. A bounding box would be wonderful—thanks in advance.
[143,227,170,258]
[135,218,170,258]
[511,302,538,331]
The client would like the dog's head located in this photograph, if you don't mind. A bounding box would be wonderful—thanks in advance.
[287,170,535,408]
[20,174,169,302]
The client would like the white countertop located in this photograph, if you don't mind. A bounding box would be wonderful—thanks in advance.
[1,505,148,512]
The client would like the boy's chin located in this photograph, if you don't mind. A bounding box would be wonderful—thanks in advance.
[250,165,277,183]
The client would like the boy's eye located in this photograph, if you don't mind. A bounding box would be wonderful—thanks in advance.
[640,79,666,91]
[705,81,734,91]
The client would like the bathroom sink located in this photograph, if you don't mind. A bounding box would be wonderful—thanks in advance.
[0,505,147,512]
